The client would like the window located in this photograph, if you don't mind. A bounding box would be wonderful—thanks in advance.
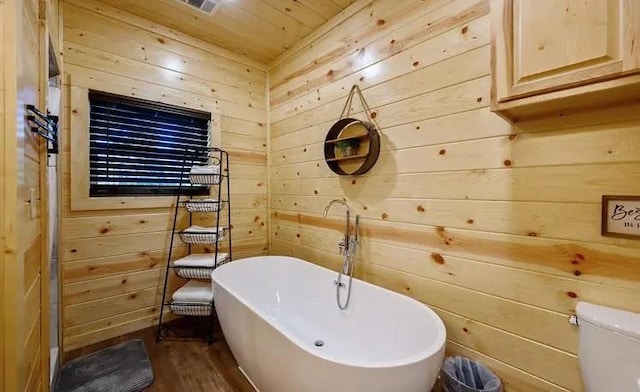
[89,91,211,196]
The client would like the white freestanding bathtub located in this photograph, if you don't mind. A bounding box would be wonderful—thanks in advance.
[211,256,446,392]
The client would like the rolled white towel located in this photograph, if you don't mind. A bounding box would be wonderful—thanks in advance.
[172,280,213,304]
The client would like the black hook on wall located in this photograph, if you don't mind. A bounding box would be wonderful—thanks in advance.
[26,104,58,154]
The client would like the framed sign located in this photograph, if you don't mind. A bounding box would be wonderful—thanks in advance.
[602,196,640,239]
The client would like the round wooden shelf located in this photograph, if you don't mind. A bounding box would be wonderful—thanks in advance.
[324,118,380,176]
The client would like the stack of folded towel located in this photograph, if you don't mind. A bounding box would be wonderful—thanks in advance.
[189,164,221,184]
[173,253,229,279]
[172,280,213,303]
[184,198,224,212]
[179,225,225,244]
[190,164,220,175]
[171,280,214,316]
[182,225,223,234]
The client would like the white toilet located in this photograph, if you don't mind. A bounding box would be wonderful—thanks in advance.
[576,301,640,391]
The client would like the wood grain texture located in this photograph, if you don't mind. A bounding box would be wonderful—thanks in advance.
[92,0,357,64]
[60,1,268,352]
[268,0,640,390]
[2,0,57,390]
[63,324,254,392]
[268,0,376,70]
[0,0,5,381]
[491,0,640,121]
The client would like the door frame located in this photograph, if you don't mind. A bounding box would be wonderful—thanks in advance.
[0,0,6,388]
[1,0,21,390]
[38,13,52,388]
[38,0,63,387]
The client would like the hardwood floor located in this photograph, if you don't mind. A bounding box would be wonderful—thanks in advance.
[62,322,254,392]
[61,322,444,392]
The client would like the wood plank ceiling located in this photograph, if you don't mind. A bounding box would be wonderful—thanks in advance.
[96,0,358,64]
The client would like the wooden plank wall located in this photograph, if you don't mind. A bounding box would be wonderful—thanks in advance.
[0,0,6,384]
[59,0,268,351]
[268,0,640,391]
[2,0,54,390]
[23,0,46,389]
[22,0,45,387]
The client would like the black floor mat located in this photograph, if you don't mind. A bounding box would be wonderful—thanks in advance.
[55,339,154,392]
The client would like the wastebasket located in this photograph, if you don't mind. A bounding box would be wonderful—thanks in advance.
[440,356,503,392]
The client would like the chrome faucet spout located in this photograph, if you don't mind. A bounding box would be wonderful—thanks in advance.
[323,199,351,251]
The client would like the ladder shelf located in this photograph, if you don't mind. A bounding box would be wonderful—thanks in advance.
[156,147,231,343]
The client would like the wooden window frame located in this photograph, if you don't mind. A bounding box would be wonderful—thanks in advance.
[69,80,221,211]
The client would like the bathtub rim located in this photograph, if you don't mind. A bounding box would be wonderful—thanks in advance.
[212,255,447,369]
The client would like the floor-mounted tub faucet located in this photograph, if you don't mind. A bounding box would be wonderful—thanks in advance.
[323,199,360,310]
[323,199,351,257]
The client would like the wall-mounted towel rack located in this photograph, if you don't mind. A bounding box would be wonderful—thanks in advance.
[26,104,59,154]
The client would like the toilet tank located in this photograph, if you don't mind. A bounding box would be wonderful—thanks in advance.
[576,302,640,392]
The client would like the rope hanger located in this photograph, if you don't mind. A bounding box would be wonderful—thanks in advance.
[338,85,378,128]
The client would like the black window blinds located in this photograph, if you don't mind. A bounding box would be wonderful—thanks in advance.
[88,91,211,196]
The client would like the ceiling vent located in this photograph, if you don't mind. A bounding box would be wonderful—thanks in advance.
[179,0,220,16]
